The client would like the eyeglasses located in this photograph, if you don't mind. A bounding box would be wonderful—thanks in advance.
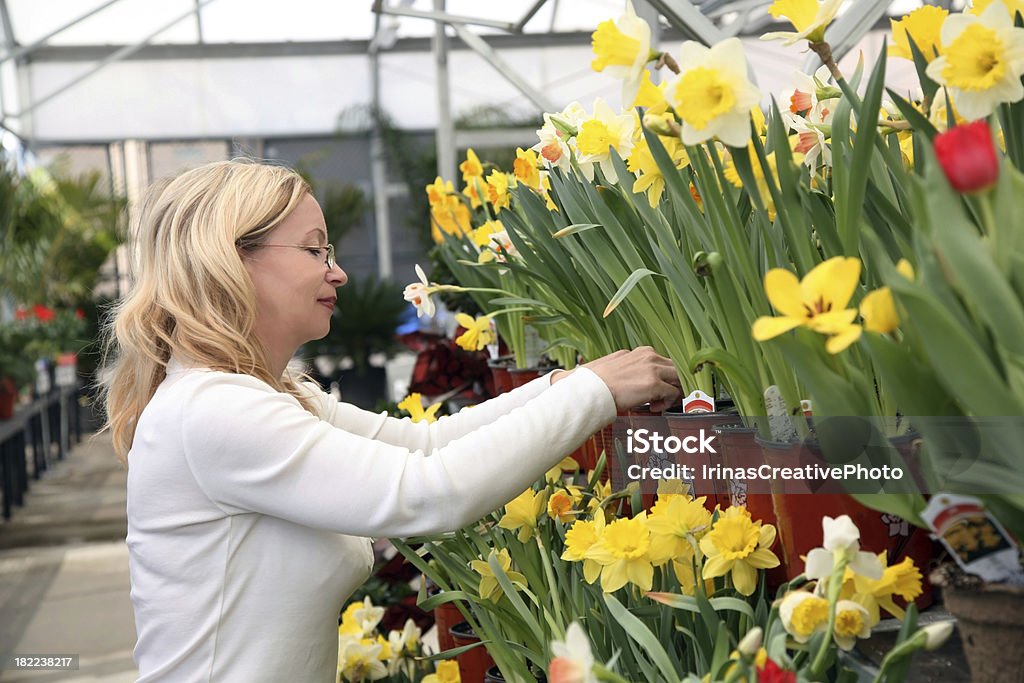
[248,243,336,270]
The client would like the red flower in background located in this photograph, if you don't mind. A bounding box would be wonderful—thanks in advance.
[933,120,999,194]
[758,658,797,683]
[32,305,55,322]
[75,309,85,320]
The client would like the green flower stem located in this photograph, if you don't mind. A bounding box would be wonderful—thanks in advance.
[810,554,850,678]
[871,630,928,683]
[535,533,566,635]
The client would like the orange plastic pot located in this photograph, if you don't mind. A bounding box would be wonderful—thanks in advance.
[450,621,495,683]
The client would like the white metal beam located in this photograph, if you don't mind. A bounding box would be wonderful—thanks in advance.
[8,0,220,121]
[644,0,725,45]
[0,0,126,65]
[434,0,456,183]
[376,4,517,32]
[449,23,555,113]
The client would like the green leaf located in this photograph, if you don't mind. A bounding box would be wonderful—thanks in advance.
[603,268,663,318]
[603,593,680,682]
[553,223,601,238]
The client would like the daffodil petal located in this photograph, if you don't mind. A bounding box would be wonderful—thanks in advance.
[746,547,782,569]
[732,560,758,595]
[601,561,629,593]
[703,553,733,579]
[804,547,833,579]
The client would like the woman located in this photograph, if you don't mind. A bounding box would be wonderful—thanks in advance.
[101,159,682,682]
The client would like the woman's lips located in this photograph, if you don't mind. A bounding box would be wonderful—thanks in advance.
[317,298,336,311]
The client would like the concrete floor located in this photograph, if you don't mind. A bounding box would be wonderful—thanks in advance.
[0,431,137,682]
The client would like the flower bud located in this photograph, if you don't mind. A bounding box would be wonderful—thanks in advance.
[642,113,677,136]
[738,626,763,656]
[933,120,999,193]
[922,621,955,651]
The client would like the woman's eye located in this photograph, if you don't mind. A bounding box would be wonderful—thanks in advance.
[305,247,322,257]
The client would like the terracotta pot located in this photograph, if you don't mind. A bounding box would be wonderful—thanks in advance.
[427,586,463,655]
[450,621,495,682]
[759,437,935,604]
[487,356,515,396]
[663,409,736,512]
[715,424,789,589]
[933,569,1024,683]
[508,366,554,389]
[0,377,16,420]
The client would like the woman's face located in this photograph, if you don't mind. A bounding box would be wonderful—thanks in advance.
[243,194,347,354]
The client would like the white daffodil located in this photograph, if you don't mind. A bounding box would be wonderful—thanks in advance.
[337,636,388,682]
[783,65,839,125]
[832,600,872,651]
[403,264,437,318]
[805,514,884,581]
[575,98,637,183]
[535,102,587,173]
[590,1,654,107]
[783,111,832,168]
[925,1,1024,120]
[779,591,831,643]
[671,38,761,147]
[549,622,598,683]
[761,0,845,46]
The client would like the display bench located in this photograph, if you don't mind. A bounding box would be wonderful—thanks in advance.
[0,385,82,520]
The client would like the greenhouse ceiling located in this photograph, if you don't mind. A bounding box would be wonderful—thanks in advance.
[1,0,953,145]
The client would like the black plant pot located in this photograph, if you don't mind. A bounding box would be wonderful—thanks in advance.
[337,366,387,410]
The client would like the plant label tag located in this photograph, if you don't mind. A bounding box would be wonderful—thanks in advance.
[921,493,1022,583]
[765,385,798,443]
[486,319,500,360]
[682,389,714,414]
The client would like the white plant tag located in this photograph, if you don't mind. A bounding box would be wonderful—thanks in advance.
[765,385,798,443]
[682,389,715,414]
[921,493,1022,583]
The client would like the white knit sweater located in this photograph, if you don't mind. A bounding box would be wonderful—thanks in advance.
[126,357,616,682]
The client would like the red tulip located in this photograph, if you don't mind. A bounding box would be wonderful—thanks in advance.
[32,304,55,322]
[758,658,797,683]
[933,120,999,194]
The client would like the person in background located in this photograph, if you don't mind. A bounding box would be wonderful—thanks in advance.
[99,159,682,682]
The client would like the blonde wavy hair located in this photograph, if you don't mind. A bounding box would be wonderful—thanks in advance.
[99,158,318,462]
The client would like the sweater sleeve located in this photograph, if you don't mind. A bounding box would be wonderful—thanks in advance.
[304,372,557,452]
[179,368,615,538]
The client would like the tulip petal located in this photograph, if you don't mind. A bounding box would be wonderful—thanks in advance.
[764,268,807,319]
[825,325,863,354]
[752,315,803,341]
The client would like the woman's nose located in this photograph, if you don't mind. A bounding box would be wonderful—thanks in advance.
[327,263,347,287]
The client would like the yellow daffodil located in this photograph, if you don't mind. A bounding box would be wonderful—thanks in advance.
[430,197,473,243]
[889,6,948,62]
[499,488,548,542]
[723,144,805,219]
[575,98,637,183]
[752,256,864,354]
[762,0,844,45]
[338,636,388,681]
[671,554,715,595]
[627,126,689,207]
[470,548,528,603]
[485,170,512,212]
[586,513,655,592]
[586,477,613,519]
[833,600,872,651]
[970,0,1024,19]
[633,69,670,112]
[548,486,583,523]
[562,514,606,585]
[699,506,780,596]
[860,259,914,334]
[925,2,1024,120]
[459,148,483,183]
[471,219,502,249]
[397,392,441,423]
[591,1,654,107]
[646,494,712,565]
[426,176,455,208]
[546,456,580,483]
[422,660,461,683]
[454,313,495,351]
[513,147,542,190]
[779,590,830,643]
[672,38,761,147]
[842,553,923,625]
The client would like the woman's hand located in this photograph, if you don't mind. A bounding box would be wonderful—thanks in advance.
[550,347,683,413]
